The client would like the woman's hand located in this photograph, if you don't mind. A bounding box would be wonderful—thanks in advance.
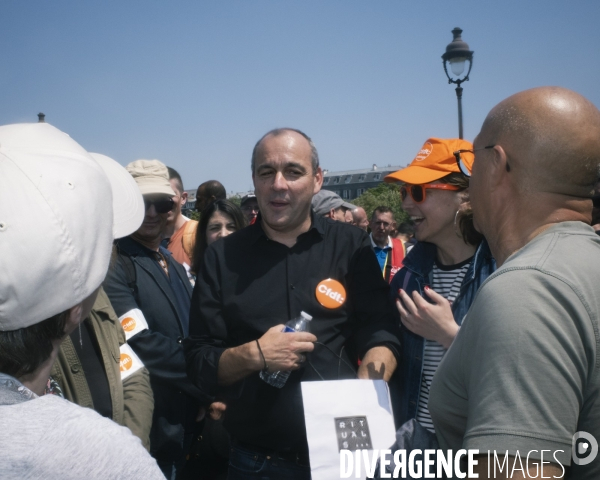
[396,287,459,349]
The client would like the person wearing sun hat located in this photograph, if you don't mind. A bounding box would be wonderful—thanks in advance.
[0,122,163,478]
[385,137,475,185]
[384,137,496,432]
[104,158,210,479]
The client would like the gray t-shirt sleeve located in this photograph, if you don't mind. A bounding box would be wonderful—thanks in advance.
[459,269,594,466]
[48,405,165,479]
[3,396,165,479]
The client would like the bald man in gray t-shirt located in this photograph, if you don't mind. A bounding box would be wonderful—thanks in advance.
[430,222,600,478]
[430,86,600,479]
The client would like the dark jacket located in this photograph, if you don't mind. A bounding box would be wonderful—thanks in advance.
[388,239,495,428]
[103,237,209,463]
[52,288,154,450]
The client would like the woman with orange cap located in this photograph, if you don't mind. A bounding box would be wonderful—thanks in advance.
[385,138,496,434]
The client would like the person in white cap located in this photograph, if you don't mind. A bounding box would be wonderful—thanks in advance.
[103,159,209,479]
[240,193,260,224]
[0,122,163,479]
[50,153,154,451]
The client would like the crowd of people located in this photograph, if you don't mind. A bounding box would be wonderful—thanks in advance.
[1,85,599,480]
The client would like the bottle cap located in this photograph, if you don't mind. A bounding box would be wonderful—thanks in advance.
[300,311,313,321]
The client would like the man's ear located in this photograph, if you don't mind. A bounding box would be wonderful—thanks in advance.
[489,145,510,185]
[314,167,323,193]
[180,191,188,205]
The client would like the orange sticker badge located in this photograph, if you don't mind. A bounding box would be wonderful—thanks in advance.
[316,279,347,309]
[120,353,133,372]
[119,343,144,380]
[121,317,136,332]
[118,308,148,340]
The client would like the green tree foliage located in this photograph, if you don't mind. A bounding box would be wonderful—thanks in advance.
[187,209,200,221]
[228,195,242,207]
[352,183,410,225]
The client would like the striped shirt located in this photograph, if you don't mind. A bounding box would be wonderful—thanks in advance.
[416,258,471,433]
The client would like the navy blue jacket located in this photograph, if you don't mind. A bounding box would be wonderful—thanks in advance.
[103,237,209,463]
[388,239,495,428]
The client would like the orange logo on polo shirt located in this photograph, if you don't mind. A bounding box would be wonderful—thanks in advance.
[415,142,433,162]
[120,353,133,372]
[121,317,136,332]
[316,279,346,309]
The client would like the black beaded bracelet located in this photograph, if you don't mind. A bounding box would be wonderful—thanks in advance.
[255,339,268,371]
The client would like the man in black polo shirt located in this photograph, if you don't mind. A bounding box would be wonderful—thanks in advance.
[185,128,400,480]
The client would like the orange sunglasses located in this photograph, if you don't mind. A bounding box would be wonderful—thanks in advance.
[400,183,461,203]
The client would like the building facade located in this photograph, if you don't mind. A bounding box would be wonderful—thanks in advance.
[183,189,197,212]
[321,164,404,200]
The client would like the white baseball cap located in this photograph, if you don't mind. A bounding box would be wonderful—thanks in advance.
[90,153,145,239]
[0,123,135,331]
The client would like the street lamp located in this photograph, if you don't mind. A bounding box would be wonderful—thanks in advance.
[442,27,474,139]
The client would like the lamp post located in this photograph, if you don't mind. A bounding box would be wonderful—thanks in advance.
[442,27,474,139]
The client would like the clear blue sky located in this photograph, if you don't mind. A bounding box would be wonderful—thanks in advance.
[2,1,599,194]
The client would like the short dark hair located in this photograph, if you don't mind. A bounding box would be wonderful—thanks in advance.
[372,206,394,221]
[197,180,226,201]
[191,199,247,275]
[167,167,184,194]
[396,222,415,235]
[251,128,320,174]
[0,310,69,377]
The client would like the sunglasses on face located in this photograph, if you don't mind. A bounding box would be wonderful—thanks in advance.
[453,145,496,176]
[144,197,175,214]
[241,205,259,213]
[400,183,461,203]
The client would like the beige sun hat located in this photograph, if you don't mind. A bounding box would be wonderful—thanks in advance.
[126,159,176,197]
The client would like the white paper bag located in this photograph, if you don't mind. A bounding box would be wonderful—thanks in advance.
[301,379,396,480]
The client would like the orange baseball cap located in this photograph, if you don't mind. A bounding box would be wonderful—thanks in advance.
[385,138,474,185]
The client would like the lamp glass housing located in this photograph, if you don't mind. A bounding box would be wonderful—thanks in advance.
[449,57,466,76]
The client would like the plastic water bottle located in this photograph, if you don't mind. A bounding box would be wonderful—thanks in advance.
[259,311,313,388]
